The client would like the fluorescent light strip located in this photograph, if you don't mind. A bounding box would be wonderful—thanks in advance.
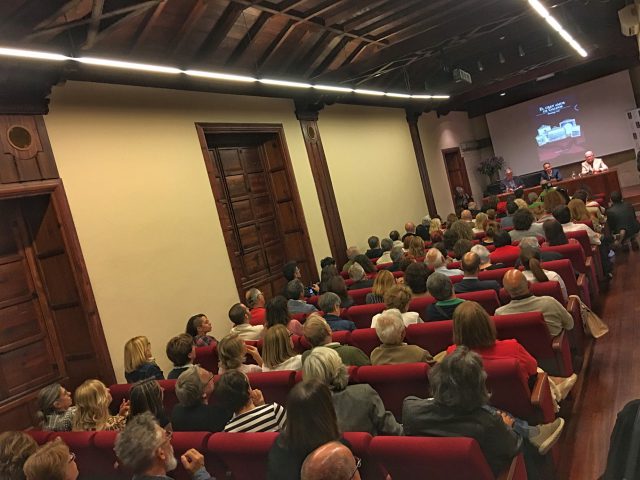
[528,0,588,57]
[77,57,181,74]
[0,47,452,99]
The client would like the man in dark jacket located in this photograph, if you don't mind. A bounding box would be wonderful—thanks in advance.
[608,191,640,251]
[453,253,500,295]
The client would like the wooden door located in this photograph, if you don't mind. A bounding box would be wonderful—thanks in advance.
[201,128,317,300]
[443,148,472,210]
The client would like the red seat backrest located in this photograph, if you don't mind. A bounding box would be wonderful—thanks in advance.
[447,261,461,269]
[246,371,295,407]
[575,219,594,230]
[376,262,393,270]
[407,296,436,317]
[405,321,453,355]
[195,343,218,374]
[354,363,430,420]
[500,281,564,305]
[170,432,216,480]
[474,231,486,240]
[369,436,496,480]
[208,432,278,480]
[541,242,587,274]
[93,431,129,479]
[108,383,132,414]
[490,250,520,267]
[345,303,385,329]
[457,290,501,315]
[332,330,352,345]
[158,380,179,413]
[342,432,387,480]
[392,271,404,278]
[308,295,319,306]
[50,432,96,477]
[478,267,511,285]
[26,430,52,444]
[540,259,580,297]
[349,287,372,305]
[564,230,592,257]
[351,328,382,356]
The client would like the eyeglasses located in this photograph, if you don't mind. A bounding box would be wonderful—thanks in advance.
[68,452,76,463]
[349,456,362,479]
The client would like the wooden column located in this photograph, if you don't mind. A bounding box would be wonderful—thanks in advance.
[295,101,348,268]
[406,109,438,216]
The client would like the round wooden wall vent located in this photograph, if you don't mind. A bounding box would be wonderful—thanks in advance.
[307,125,316,140]
[7,125,33,150]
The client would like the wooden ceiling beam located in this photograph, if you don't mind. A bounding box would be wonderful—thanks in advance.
[32,0,87,31]
[342,0,420,33]
[323,0,389,28]
[193,1,246,63]
[225,11,270,66]
[85,3,157,50]
[170,0,208,58]
[295,31,332,76]
[300,0,349,22]
[256,20,297,71]
[82,0,105,50]
[129,0,169,54]
[310,36,350,78]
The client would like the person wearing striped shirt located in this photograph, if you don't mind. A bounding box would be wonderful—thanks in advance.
[216,370,287,433]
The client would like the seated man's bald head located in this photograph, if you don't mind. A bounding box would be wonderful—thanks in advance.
[404,221,415,233]
[503,269,529,297]
[301,441,360,480]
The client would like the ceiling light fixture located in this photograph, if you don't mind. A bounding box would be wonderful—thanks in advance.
[477,60,484,72]
[518,45,526,57]
[528,0,588,57]
[76,57,181,74]
[498,52,506,64]
[431,95,451,99]
[353,89,386,96]
[313,84,353,93]
[385,92,411,98]
[185,70,256,82]
[0,46,69,61]
[259,78,311,88]
[500,92,506,96]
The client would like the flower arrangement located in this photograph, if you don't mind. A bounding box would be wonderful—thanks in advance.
[477,155,504,179]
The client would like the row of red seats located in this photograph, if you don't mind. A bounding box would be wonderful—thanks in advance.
[25,430,527,480]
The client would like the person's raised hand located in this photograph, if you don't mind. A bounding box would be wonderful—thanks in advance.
[180,449,205,475]
[250,388,265,406]
[119,399,131,417]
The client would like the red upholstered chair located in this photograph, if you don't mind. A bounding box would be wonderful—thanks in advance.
[342,432,387,480]
[457,290,501,315]
[26,430,52,444]
[392,271,404,279]
[575,219,594,230]
[195,343,219,374]
[349,287,372,305]
[351,328,382,356]
[376,262,393,270]
[564,229,603,281]
[171,432,225,480]
[93,431,129,479]
[246,371,296,407]
[345,278,354,287]
[332,330,352,345]
[158,380,178,413]
[345,303,385,329]
[486,244,496,252]
[484,358,556,424]
[340,270,349,279]
[478,267,512,286]
[541,259,591,309]
[407,296,435,318]
[490,249,520,267]
[108,383,132,414]
[542,241,598,297]
[369,436,527,480]
[474,231,487,240]
[291,313,306,322]
[50,432,96,477]
[207,432,278,480]
[500,281,564,305]
[307,295,319,307]
[493,312,573,377]
[353,363,430,420]
[447,261,461,269]
[449,274,464,284]
[405,321,453,355]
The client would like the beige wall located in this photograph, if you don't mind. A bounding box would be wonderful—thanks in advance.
[319,104,428,251]
[45,81,331,382]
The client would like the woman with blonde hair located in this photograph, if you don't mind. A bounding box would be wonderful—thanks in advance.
[0,431,37,480]
[124,336,164,383]
[366,270,395,304]
[23,438,78,480]
[473,212,488,234]
[262,324,302,372]
[408,236,425,259]
[218,333,263,374]
[73,379,129,431]
[429,218,442,236]
[370,284,423,328]
[568,198,591,223]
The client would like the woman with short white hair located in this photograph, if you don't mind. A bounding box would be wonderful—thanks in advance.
[303,347,402,436]
[371,309,433,365]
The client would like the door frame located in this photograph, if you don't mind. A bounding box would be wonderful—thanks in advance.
[442,147,473,209]
[194,123,319,300]
[0,179,115,386]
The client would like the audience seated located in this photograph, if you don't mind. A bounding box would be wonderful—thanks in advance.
[398,255,416,272]
[23,437,79,480]
[318,293,356,332]
[500,201,518,229]
[166,333,196,379]
[262,325,303,372]
[371,309,433,365]
[301,441,361,480]
[515,236,563,268]
[37,383,76,432]
[490,230,520,261]
[319,265,339,294]
[246,288,267,324]
[304,347,403,436]
[415,223,430,242]
[186,313,217,347]
[471,245,505,271]
[354,254,377,274]
[473,212,488,234]
[443,229,459,252]
[347,263,374,290]
[454,252,500,295]
[73,379,129,431]
[480,221,501,247]
[320,257,336,270]
[509,208,545,242]
[408,236,426,259]
[519,247,568,302]
[402,222,416,241]
[429,218,442,237]
[403,262,430,298]
[342,246,360,273]
[496,270,574,337]
[426,273,465,321]
[450,220,474,241]
[568,198,592,225]
[286,280,319,316]
[124,336,165,383]
[553,205,600,246]
[425,247,463,276]
[365,236,383,259]
[375,238,394,265]
[267,295,305,336]
[129,378,171,428]
[486,208,497,221]
[229,303,264,341]
[389,230,402,248]
[301,314,370,366]
[284,261,319,295]
[371,284,424,328]
[116,412,213,479]
[366,269,395,304]
[542,220,572,247]
[445,213,459,229]
[385,245,405,272]
[452,238,474,260]
[0,431,37,480]
[608,190,640,252]
[218,333,263,374]
[267,380,344,480]
[536,190,565,224]
[402,347,564,476]
[172,365,231,432]
[573,189,606,232]
[460,210,474,225]
[326,276,354,308]
[216,370,286,433]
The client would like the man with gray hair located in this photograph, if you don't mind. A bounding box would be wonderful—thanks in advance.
[514,236,562,267]
[376,238,394,265]
[386,245,405,272]
[371,309,433,365]
[318,292,356,332]
[341,246,360,273]
[424,248,463,276]
[171,365,231,432]
[286,279,318,315]
[301,441,361,480]
[426,272,465,321]
[115,412,213,479]
[301,313,369,366]
[245,287,266,324]
[470,245,505,271]
[347,263,374,290]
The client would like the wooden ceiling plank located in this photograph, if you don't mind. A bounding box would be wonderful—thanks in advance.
[129,0,169,54]
[170,0,209,57]
[193,1,246,63]
[274,27,317,74]
[256,20,297,71]
[342,0,420,33]
[300,0,349,22]
[82,0,106,50]
[323,0,389,28]
[32,0,87,30]
[296,31,333,76]
[85,3,158,50]
[310,36,350,78]
[279,0,309,13]
[225,11,271,66]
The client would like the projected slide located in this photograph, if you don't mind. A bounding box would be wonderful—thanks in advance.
[532,96,585,163]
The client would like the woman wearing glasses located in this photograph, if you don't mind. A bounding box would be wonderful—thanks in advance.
[23,437,79,480]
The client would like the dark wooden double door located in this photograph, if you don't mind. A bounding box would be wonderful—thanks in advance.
[201,128,317,300]
[0,194,105,430]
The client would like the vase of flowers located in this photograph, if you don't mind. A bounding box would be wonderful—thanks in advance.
[477,156,504,183]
